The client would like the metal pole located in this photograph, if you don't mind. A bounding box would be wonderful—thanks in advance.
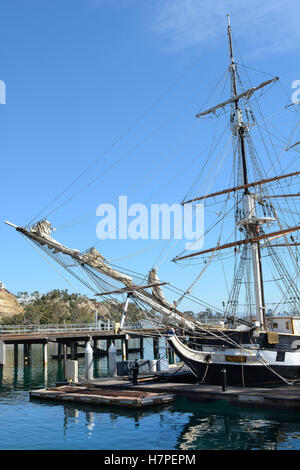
[140,337,144,359]
[95,303,99,329]
[119,294,131,332]
[63,344,68,380]
[121,339,127,361]
[132,359,139,385]
[221,368,227,392]
[153,337,159,359]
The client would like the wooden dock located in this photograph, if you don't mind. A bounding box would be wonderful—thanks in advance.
[30,385,175,409]
[78,370,300,411]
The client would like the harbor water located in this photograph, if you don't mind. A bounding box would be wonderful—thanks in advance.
[0,339,300,451]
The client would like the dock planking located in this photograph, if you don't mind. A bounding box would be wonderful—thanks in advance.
[79,372,300,411]
[28,360,300,411]
[30,385,175,409]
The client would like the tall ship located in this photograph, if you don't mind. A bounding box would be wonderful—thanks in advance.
[6,16,300,386]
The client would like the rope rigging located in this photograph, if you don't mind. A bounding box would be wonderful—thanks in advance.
[6,16,300,389]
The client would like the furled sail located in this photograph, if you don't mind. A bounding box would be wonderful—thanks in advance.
[133,290,196,330]
[81,248,134,288]
[19,220,80,257]
[5,219,197,331]
[82,250,196,329]
[148,267,174,310]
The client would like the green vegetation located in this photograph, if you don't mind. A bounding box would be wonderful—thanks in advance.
[0,289,145,325]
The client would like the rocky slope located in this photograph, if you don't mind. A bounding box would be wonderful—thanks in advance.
[0,288,24,319]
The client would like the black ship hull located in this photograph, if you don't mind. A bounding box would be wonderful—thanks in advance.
[167,329,300,386]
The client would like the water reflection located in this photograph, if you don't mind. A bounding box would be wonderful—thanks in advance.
[26,394,300,451]
[40,398,173,436]
[0,343,107,392]
[175,399,300,450]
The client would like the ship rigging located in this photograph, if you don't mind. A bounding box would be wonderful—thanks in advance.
[5,15,300,386]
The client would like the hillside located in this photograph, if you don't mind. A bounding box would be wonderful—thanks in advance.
[0,289,145,325]
[0,288,24,319]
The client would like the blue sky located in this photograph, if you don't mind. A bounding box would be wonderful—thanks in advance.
[1,0,299,313]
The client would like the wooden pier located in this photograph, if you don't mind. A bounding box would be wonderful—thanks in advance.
[30,385,175,409]
[0,324,167,368]
[77,368,300,412]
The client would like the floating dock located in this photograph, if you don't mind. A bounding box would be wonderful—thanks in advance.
[78,367,300,411]
[30,385,175,409]
[30,364,300,412]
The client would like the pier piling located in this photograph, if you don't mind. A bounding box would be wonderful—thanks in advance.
[14,344,18,366]
[167,345,175,364]
[85,341,93,381]
[140,338,144,359]
[23,343,31,366]
[153,337,159,359]
[57,343,62,361]
[63,344,67,380]
[0,341,5,365]
[0,324,168,378]
[108,343,117,377]
[43,342,48,366]
[71,341,77,360]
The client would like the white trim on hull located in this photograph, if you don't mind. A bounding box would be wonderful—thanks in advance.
[168,334,300,385]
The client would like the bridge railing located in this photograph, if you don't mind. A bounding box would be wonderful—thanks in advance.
[0,322,111,334]
[0,321,143,335]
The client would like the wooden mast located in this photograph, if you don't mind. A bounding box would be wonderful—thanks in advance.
[226,15,266,326]
[173,225,300,260]
[177,17,298,325]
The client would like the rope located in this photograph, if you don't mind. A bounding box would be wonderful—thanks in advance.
[200,363,210,384]
[21,235,80,292]
[26,51,210,228]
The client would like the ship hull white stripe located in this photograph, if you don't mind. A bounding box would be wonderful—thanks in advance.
[168,334,300,367]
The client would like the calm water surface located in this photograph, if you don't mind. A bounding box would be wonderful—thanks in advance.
[0,341,300,451]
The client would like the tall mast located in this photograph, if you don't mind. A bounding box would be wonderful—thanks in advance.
[227,14,249,188]
[227,14,266,327]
